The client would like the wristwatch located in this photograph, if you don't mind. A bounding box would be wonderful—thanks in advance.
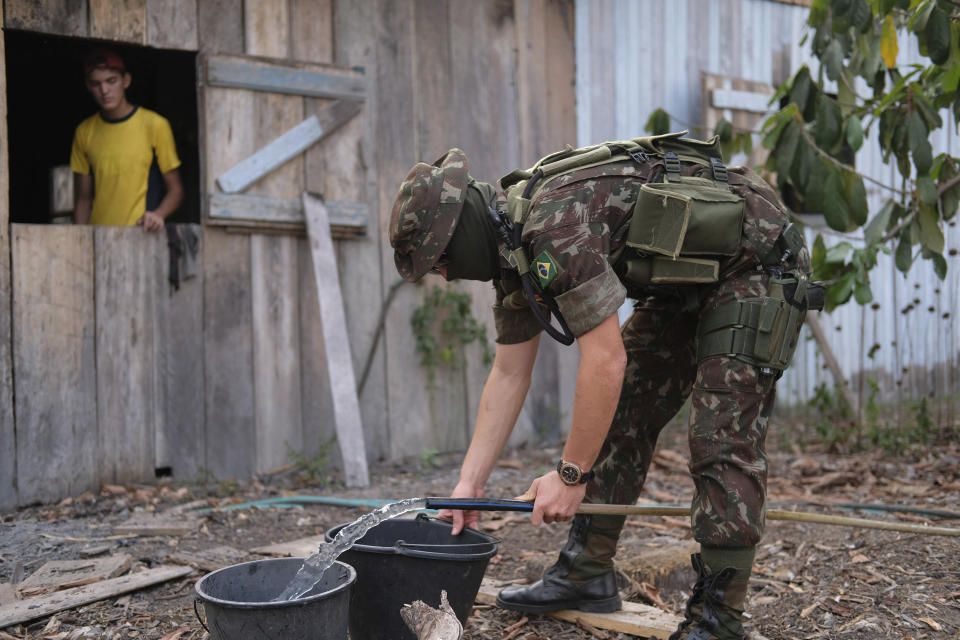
[556,459,595,486]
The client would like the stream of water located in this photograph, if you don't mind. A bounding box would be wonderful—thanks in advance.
[273,497,428,601]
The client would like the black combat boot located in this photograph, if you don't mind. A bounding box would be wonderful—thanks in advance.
[496,514,623,614]
[669,553,750,640]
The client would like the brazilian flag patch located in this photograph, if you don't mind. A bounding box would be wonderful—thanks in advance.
[532,250,559,288]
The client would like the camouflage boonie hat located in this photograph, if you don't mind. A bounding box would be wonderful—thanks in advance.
[390,148,470,281]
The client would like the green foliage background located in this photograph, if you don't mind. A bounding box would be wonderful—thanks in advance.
[650,0,960,311]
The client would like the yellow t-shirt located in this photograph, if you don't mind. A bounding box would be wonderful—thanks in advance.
[70,106,181,226]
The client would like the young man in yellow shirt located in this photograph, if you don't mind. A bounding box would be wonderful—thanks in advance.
[71,50,183,232]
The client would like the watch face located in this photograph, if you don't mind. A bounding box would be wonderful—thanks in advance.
[558,462,581,485]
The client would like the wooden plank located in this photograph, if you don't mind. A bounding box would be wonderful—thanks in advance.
[290,0,334,64]
[376,0,427,462]
[711,87,774,113]
[202,228,256,480]
[216,99,362,194]
[167,545,247,571]
[197,0,244,54]
[330,0,391,462]
[297,237,337,468]
[476,582,680,639]
[18,554,133,597]
[95,229,160,486]
[250,534,326,557]
[202,86,255,195]
[3,0,87,36]
[155,226,206,480]
[0,565,193,629]
[209,193,367,229]
[12,225,98,505]
[216,116,323,194]
[244,0,289,58]
[250,92,305,198]
[89,0,147,43]
[250,234,303,473]
[205,55,367,101]
[113,514,198,536]
[0,20,14,511]
[302,194,369,487]
[146,0,199,50]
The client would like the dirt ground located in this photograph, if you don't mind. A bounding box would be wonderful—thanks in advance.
[2,428,959,640]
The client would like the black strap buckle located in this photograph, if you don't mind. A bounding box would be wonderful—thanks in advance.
[629,149,649,164]
[664,151,681,173]
[711,157,728,182]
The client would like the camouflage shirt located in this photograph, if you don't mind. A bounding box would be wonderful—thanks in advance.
[493,160,645,344]
[490,158,806,345]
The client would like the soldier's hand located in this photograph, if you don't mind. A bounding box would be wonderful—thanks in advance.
[516,471,585,527]
[443,481,483,536]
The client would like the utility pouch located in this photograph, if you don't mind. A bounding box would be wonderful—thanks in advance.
[627,177,745,258]
[697,275,807,371]
[621,255,719,285]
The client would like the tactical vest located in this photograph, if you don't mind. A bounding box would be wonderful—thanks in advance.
[494,131,821,372]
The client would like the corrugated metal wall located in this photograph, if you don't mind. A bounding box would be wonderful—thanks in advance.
[576,0,959,428]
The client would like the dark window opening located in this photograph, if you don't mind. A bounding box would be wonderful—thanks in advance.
[4,30,200,225]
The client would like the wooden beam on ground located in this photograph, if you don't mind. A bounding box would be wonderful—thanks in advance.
[17,554,133,597]
[250,534,326,557]
[0,566,193,629]
[205,54,366,101]
[476,581,681,639]
[302,193,370,488]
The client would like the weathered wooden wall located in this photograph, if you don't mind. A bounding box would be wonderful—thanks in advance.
[0,11,16,511]
[1,0,577,508]
[575,0,959,429]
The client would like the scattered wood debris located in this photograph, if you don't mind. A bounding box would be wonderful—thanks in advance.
[401,590,463,640]
[17,553,133,597]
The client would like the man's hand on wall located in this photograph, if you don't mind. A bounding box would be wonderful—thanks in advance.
[137,211,165,233]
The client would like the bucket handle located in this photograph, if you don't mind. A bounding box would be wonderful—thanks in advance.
[193,598,210,634]
[395,539,502,551]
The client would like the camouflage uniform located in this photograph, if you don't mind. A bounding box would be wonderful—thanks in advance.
[493,157,809,556]
[390,143,812,639]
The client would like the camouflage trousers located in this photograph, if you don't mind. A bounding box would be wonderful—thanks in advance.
[585,268,777,552]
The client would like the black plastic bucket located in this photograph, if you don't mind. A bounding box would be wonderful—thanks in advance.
[194,557,355,639]
[326,514,498,640]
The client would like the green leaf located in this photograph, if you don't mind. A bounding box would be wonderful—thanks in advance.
[938,160,960,220]
[881,14,899,68]
[762,107,794,150]
[847,175,869,226]
[775,121,801,178]
[895,233,914,272]
[854,280,874,304]
[907,112,933,175]
[924,6,951,65]
[645,109,671,135]
[791,138,816,190]
[825,241,854,263]
[864,199,899,245]
[811,234,827,271]
[790,67,814,120]
[814,97,842,150]
[827,272,856,307]
[878,0,898,15]
[823,170,852,230]
[908,0,936,34]
[824,39,846,81]
[917,201,944,253]
[715,119,734,143]
[931,252,947,280]
[917,174,938,206]
[844,115,864,152]
[849,0,872,32]
[805,159,827,212]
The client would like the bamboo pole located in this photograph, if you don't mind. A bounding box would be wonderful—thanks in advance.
[577,504,960,537]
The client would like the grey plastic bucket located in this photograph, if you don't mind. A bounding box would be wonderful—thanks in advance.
[326,514,499,640]
[194,557,355,640]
